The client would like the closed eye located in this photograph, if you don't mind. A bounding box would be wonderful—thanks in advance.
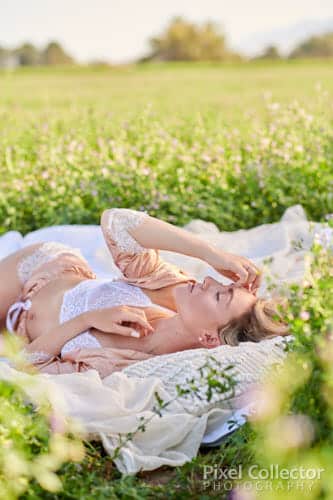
[216,288,234,305]
[228,287,234,305]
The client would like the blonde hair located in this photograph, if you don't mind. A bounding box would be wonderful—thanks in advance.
[218,297,290,346]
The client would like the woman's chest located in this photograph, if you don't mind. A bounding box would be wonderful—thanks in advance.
[26,278,85,341]
[25,278,181,344]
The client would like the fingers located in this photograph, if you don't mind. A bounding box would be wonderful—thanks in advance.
[245,265,258,289]
[251,268,262,293]
[234,263,249,287]
[213,251,262,293]
[113,324,143,337]
[234,260,262,292]
[118,309,154,337]
[132,315,154,336]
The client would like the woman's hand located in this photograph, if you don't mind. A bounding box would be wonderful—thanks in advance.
[205,248,262,293]
[88,305,154,338]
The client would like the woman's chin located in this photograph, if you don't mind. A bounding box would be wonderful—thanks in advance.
[172,282,189,301]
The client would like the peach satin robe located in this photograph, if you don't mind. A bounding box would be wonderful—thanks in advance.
[19,209,196,379]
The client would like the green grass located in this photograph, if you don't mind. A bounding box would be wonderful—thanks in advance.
[0,61,332,499]
[20,427,256,500]
[0,61,332,236]
[2,60,333,127]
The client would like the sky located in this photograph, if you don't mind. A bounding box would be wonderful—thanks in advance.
[1,0,333,63]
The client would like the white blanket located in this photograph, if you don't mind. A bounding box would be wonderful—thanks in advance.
[0,205,329,474]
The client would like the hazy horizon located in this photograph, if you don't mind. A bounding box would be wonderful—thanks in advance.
[1,0,333,63]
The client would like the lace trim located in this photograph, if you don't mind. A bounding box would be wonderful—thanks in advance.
[104,208,149,254]
[59,279,153,356]
[22,349,53,364]
[314,226,333,250]
[61,332,102,355]
[17,242,86,284]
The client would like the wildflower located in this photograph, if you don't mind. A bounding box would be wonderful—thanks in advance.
[300,311,310,321]
[269,102,280,111]
[247,383,282,422]
[37,470,62,492]
[68,140,77,153]
[3,450,29,477]
[314,228,333,249]
[201,154,212,163]
[49,412,66,434]
[267,414,314,450]
[229,487,255,500]
[260,138,270,148]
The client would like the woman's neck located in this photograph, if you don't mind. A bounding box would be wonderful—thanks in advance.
[145,313,200,355]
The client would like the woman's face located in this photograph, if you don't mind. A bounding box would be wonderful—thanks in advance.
[173,276,257,346]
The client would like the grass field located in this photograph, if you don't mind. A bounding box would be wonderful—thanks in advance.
[1,60,332,236]
[2,60,333,125]
[1,61,333,499]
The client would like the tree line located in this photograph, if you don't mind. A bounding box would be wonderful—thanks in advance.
[142,17,333,61]
[0,41,74,66]
[1,17,333,67]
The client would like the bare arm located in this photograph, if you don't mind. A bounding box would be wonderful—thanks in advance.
[101,208,261,289]
[103,209,219,263]
[24,312,90,357]
[0,243,42,331]
[125,212,261,290]
[23,306,153,358]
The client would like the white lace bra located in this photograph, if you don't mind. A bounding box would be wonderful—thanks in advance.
[17,241,86,284]
[5,208,168,361]
[59,278,170,356]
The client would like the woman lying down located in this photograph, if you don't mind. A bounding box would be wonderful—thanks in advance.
[0,208,289,379]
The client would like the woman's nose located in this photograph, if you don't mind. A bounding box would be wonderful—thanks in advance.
[202,276,215,290]
[201,277,208,290]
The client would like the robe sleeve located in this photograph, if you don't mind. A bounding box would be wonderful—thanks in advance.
[24,347,153,379]
[100,208,196,290]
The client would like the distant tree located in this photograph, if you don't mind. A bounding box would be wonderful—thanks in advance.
[88,59,111,68]
[0,46,8,58]
[254,45,282,60]
[141,16,241,62]
[14,43,40,65]
[41,41,74,65]
[0,46,9,63]
[289,32,333,58]
[0,46,17,68]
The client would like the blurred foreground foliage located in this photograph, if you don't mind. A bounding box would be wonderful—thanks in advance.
[0,337,85,500]
[233,225,333,499]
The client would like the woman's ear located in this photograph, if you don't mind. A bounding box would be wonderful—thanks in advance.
[198,330,221,348]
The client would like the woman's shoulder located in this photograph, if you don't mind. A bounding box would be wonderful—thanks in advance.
[0,243,45,327]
